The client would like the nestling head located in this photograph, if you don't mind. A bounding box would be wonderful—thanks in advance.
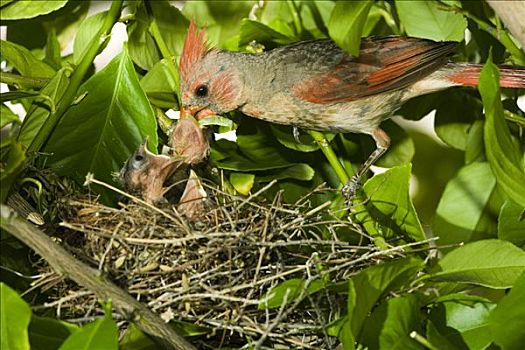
[180,20,243,119]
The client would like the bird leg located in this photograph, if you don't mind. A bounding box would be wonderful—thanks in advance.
[342,128,391,201]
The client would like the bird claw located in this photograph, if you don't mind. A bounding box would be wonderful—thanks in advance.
[342,176,361,202]
[293,127,302,144]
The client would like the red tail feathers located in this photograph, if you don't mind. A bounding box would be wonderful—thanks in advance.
[446,63,525,88]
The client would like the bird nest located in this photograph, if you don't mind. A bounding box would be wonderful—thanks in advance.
[32,179,422,349]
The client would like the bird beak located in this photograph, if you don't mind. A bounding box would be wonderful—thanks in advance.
[181,106,216,120]
[181,105,201,118]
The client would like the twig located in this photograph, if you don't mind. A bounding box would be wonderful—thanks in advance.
[236,180,278,211]
[0,204,196,350]
[84,174,191,235]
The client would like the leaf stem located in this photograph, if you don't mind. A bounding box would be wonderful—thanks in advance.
[0,72,49,89]
[28,0,124,154]
[308,130,388,249]
[504,110,525,127]
[410,331,440,350]
[308,130,350,184]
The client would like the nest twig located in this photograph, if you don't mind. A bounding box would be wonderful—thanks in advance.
[21,178,431,349]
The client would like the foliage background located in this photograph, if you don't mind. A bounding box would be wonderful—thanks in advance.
[1,0,525,349]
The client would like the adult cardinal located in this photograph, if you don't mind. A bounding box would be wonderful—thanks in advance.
[179,21,525,198]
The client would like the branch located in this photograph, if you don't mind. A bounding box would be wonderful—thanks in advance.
[0,204,196,350]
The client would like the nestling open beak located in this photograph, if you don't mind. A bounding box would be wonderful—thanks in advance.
[181,106,216,120]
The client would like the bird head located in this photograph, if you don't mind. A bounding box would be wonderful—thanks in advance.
[120,139,182,203]
[179,20,243,119]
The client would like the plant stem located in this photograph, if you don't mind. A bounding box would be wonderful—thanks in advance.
[410,331,440,350]
[308,130,351,184]
[504,110,525,127]
[148,12,181,100]
[308,130,387,249]
[0,72,49,89]
[28,0,124,153]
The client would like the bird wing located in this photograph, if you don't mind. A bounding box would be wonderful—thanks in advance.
[291,37,457,104]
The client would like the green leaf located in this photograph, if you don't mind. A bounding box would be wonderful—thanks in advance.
[362,3,386,36]
[432,293,493,305]
[0,0,68,20]
[212,143,292,171]
[298,1,332,39]
[73,11,107,64]
[257,163,315,182]
[149,1,189,58]
[0,0,15,7]
[360,295,422,350]
[181,1,254,49]
[488,271,525,350]
[46,1,91,52]
[1,104,21,128]
[480,56,525,208]
[327,318,355,350]
[212,120,299,171]
[349,257,423,337]
[126,3,159,71]
[498,200,525,247]
[464,120,485,164]
[44,48,158,202]
[127,0,188,70]
[17,68,70,147]
[4,1,89,55]
[230,172,255,195]
[0,141,26,202]
[395,0,467,41]
[312,0,336,31]
[356,164,426,242]
[0,40,56,79]
[140,58,178,109]
[250,0,296,39]
[29,315,78,350]
[326,280,360,349]
[442,300,495,350]
[433,162,497,246]
[0,283,32,350]
[259,278,325,310]
[271,125,335,153]
[238,19,294,47]
[430,239,525,288]
[44,29,62,70]
[328,0,373,56]
[426,318,464,350]
[120,324,157,350]
[434,91,483,151]
[58,310,118,350]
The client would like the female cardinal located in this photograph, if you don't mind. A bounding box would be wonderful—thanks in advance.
[179,21,525,198]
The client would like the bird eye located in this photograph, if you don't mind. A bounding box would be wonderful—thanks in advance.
[195,84,208,98]
[134,154,144,162]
